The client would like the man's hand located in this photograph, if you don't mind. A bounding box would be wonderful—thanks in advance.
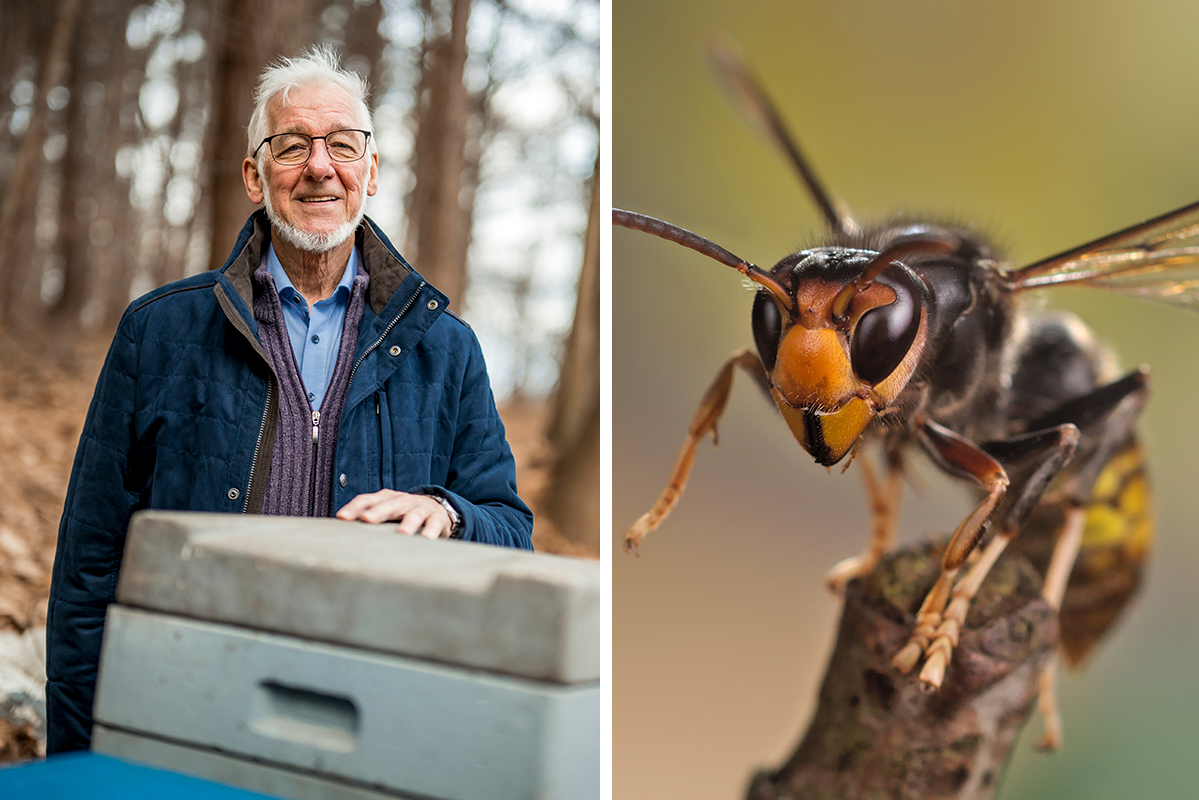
[336,490,453,539]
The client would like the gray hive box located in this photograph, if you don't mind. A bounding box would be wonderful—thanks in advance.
[91,511,600,800]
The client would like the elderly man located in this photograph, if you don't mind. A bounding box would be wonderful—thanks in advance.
[46,48,533,753]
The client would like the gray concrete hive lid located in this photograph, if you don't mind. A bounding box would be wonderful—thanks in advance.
[116,511,599,684]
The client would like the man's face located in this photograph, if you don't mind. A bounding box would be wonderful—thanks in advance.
[242,83,378,252]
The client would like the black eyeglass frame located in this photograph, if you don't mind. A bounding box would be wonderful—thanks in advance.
[254,129,373,166]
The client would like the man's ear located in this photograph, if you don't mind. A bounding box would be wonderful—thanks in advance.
[367,151,379,197]
[243,157,265,204]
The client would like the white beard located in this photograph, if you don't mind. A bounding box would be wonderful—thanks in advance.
[262,189,364,254]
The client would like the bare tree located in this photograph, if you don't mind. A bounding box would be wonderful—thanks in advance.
[96,6,154,329]
[341,0,388,95]
[0,2,56,189]
[0,0,83,328]
[403,0,473,310]
[540,155,600,551]
[50,0,140,325]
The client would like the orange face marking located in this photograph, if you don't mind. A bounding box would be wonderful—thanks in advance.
[772,388,810,451]
[772,326,857,409]
[813,396,873,463]
[770,387,874,466]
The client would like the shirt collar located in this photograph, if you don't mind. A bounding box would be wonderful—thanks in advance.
[265,242,358,306]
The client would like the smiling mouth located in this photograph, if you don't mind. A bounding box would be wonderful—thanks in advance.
[299,196,340,203]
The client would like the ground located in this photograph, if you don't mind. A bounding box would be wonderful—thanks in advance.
[0,333,577,760]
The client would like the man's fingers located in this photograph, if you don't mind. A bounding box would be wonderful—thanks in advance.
[334,494,370,520]
[394,506,429,536]
[337,490,416,522]
[337,491,452,538]
[417,513,449,539]
[396,500,451,538]
[362,497,410,524]
[335,490,394,520]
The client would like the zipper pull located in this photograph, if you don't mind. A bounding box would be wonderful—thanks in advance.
[312,410,320,445]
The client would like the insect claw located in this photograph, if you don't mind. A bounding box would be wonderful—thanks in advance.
[624,513,652,555]
[891,642,923,674]
[919,644,950,690]
[823,554,876,596]
[1035,732,1062,753]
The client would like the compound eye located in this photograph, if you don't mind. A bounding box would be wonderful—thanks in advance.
[850,271,921,385]
[751,290,782,372]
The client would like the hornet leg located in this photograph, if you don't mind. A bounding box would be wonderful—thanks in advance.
[892,419,1015,679]
[1020,368,1149,748]
[893,420,1081,689]
[903,366,1148,691]
[1035,505,1086,752]
[624,349,770,554]
[825,452,903,595]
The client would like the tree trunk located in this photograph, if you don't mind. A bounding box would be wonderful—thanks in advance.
[343,0,388,100]
[154,0,211,289]
[50,28,87,325]
[0,3,53,182]
[540,156,600,551]
[50,0,132,326]
[99,16,145,329]
[0,3,56,185]
[0,0,83,329]
[204,0,320,272]
[749,540,1058,800]
[403,0,473,310]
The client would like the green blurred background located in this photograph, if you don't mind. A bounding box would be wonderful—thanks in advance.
[613,1,1199,798]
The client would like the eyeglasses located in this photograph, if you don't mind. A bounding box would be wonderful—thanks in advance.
[255,129,372,166]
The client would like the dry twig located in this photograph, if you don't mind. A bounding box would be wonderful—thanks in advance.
[749,539,1057,800]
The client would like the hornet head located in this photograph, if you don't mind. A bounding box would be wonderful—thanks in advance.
[750,232,947,465]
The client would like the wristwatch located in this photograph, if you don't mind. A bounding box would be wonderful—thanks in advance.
[425,492,463,539]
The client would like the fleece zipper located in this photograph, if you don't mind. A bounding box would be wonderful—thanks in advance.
[309,410,321,515]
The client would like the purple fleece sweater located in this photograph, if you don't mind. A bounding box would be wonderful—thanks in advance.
[252,253,370,516]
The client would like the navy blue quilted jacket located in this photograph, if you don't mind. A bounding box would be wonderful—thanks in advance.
[46,211,533,752]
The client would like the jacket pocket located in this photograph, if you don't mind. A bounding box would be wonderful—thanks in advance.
[376,389,394,490]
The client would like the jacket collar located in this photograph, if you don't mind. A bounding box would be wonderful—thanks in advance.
[222,209,414,317]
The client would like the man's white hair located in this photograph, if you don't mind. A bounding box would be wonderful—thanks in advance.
[245,44,376,159]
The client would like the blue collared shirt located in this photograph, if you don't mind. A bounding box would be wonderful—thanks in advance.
[266,243,359,410]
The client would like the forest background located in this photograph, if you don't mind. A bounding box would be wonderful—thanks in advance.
[0,0,599,758]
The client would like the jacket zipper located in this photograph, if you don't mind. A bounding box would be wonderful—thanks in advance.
[347,281,426,389]
[243,376,276,513]
[214,282,278,516]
